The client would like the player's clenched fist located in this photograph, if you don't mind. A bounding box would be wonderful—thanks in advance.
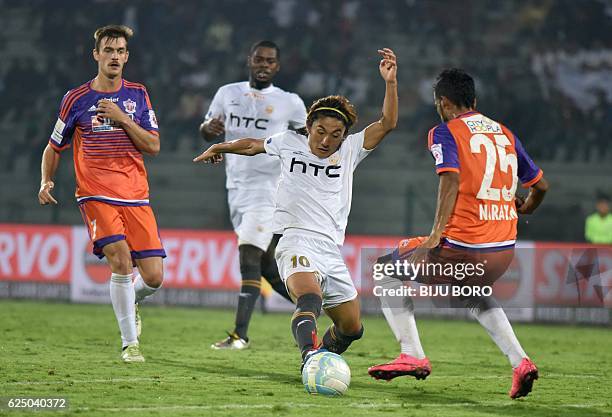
[201,118,225,137]
[38,181,58,205]
[96,99,129,124]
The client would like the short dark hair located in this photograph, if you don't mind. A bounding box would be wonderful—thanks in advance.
[249,40,280,59]
[434,68,476,108]
[94,25,133,51]
[306,95,358,134]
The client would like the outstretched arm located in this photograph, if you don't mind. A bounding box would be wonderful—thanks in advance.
[193,138,265,164]
[363,48,398,150]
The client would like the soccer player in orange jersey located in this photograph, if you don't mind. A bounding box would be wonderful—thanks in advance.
[369,69,548,399]
[38,25,165,363]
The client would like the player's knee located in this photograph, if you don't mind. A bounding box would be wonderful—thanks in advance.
[238,244,264,278]
[106,252,132,275]
[102,243,132,274]
[464,295,499,313]
[338,321,364,338]
[142,269,163,288]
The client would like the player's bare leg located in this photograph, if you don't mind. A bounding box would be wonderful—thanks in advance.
[133,257,163,338]
[104,240,143,362]
[286,272,323,369]
[322,298,364,355]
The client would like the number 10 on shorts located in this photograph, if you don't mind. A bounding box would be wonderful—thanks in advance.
[291,255,310,268]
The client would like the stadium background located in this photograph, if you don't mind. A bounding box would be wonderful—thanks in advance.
[1,0,611,324]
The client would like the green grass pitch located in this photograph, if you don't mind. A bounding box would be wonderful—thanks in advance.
[1,300,611,417]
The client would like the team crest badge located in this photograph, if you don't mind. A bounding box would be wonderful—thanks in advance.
[265,105,274,114]
[328,154,340,165]
[122,99,137,114]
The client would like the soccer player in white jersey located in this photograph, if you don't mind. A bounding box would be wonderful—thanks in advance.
[194,48,398,369]
[199,41,307,350]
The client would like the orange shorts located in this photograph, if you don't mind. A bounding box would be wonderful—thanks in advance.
[78,201,166,260]
[388,236,514,286]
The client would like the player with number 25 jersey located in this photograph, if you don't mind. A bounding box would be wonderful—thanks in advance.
[369,69,548,400]
[428,110,543,248]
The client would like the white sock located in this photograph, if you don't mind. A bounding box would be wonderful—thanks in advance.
[133,274,160,303]
[470,307,526,368]
[380,277,426,359]
[110,273,137,348]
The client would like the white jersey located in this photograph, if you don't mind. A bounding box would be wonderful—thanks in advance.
[263,129,371,245]
[205,81,307,190]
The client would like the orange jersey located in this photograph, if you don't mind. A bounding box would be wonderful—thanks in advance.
[428,111,543,248]
[49,79,159,206]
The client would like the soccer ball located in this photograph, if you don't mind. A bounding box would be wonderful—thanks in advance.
[302,351,351,395]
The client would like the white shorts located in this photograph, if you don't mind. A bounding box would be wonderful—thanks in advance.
[275,229,358,309]
[228,188,276,251]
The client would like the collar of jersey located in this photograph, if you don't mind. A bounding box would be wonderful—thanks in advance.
[88,78,124,94]
[247,82,275,94]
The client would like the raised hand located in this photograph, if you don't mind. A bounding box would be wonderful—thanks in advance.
[378,48,397,83]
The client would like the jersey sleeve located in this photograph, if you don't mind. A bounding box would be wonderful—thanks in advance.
[139,87,159,133]
[287,94,307,129]
[514,135,543,187]
[427,124,460,174]
[263,131,286,157]
[48,91,78,152]
[346,129,372,166]
[204,87,225,121]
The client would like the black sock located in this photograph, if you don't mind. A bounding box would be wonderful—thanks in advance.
[234,244,264,340]
[262,235,293,303]
[322,324,364,355]
[291,293,322,359]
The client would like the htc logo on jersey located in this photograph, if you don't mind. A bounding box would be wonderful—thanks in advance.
[290,157,340,178]
[229,112,269,130]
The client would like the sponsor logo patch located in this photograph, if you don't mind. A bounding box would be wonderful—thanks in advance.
[463,115,502,134]
[51,118,66,144]
[149,110,158,129]
[91,116,119,132]
[122,99,137,114]
[431,143,443,165]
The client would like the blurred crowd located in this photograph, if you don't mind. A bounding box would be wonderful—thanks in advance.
[0,0,611,170]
